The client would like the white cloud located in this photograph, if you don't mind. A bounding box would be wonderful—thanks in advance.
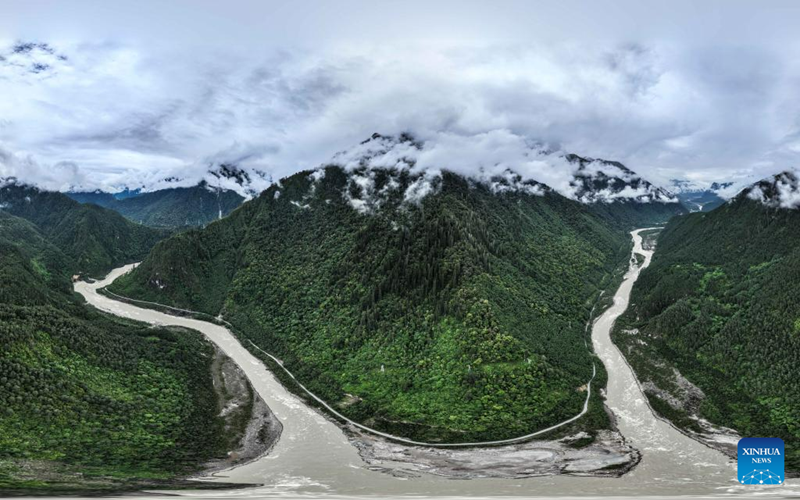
[1,3,800,195]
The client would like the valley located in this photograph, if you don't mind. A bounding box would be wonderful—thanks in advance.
[5,6,800,496]
[72,229,792,497]
[614,174,800,473]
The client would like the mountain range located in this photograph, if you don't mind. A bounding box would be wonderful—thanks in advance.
[0,179,167,275]
[67,182,245,229]
[0,183,246,490]
[5,132,799,486]
[617,169,800,471]
[667,179,738,212]
[108,135,686,443]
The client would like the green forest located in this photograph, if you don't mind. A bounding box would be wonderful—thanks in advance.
[111,166,677,443]
[0,199,234,491]
[67,182,245,229]
[615,196,800,472]
[0,183,167,275]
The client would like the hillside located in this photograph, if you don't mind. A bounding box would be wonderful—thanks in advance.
[67,182,245,229]
[109,164,642,443]
[0,211,74,305]
[614,179,800,471]
[0,204,276,491]
[0,208,243,491]
[1,181,167,275]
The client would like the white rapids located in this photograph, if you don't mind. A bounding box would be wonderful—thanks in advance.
[71,229,798,499]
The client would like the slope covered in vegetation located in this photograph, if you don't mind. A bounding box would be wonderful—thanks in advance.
[1,182,167,275]
[111,165,642,443]
[68,182,245,229]
[615,194,800,471]
[0,210,237,491]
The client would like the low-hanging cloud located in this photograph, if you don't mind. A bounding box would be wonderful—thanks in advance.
[1,29,800,196]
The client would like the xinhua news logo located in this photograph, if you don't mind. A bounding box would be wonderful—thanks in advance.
[738,437,784,485]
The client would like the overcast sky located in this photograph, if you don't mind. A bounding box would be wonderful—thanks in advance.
[2,0,800,192]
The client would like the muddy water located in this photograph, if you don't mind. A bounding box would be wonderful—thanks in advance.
[73,229,798,498]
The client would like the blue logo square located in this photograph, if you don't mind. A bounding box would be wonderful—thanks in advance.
[738,437,784,485]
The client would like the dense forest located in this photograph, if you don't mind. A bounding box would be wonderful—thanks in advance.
[67,182,244,229]
[615,195,800,472]
[0,182,167,275]
[111,165,678,443]
[0,204,234,491]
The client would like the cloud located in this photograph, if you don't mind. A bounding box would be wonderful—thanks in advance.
[0,146,88,190]
[746,169,800,209]
[0,4,800,195]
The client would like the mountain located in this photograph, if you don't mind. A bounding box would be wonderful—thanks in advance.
[0,210,74,305]
[64,189,118,208]
[567,154,678,204]
[563,154,686,226]
[614,170,800,471]
[68,181,246,229]
[1,180,167,276]
[0,206,245,490]
[324,133,686,226]
[739,169,800,209]
[0,186,271,489]
[68,182,245,229]
[111,155,668,444]
[667,179,732,212]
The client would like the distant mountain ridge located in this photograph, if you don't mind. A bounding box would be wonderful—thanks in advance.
[740,169,800,209]
[67,181,245,229]
[566,154,678,204]
[327,133,685,211]
[667,178,738,212]
[1,179,166,275]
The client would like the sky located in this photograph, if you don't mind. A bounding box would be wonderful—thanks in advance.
[2,0,800,193]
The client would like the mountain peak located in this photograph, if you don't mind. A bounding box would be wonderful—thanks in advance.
[204,163,271,198]
[741,169,800,209]
[325,133,677,207]
[565,154,678,204]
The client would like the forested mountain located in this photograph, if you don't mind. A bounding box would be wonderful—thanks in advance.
[65,189,118,207]
[1,180,166,275]
[614,172,800,471]
[562,154,686,225]
[0,208,239,491]
[110,161,663,443]
[67,182,245,229]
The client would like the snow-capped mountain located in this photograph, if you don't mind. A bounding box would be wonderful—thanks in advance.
[565,154,678,204]
[741,170,800,209]
[668,179,710,194]
[325,133,679,207]
[68,163,272,201]
[668,179,725,212]
[665,178,752,212]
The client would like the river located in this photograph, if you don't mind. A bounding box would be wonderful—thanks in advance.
[73,229,797,498]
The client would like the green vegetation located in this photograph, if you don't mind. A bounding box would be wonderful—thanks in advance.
[0,206,236,491]
[68,182,245,229]
[0,307,227,490]
[615,196,800,471]
[111,166,651,443]
[1,183,167,276]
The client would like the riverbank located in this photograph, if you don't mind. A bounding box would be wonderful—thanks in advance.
[70,231,795,497]
[201,348,283,474]
[82,269,641,479]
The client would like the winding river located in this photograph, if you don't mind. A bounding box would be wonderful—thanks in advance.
[73,229,797,498]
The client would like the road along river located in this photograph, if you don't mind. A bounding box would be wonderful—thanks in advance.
[73,229,798,498]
